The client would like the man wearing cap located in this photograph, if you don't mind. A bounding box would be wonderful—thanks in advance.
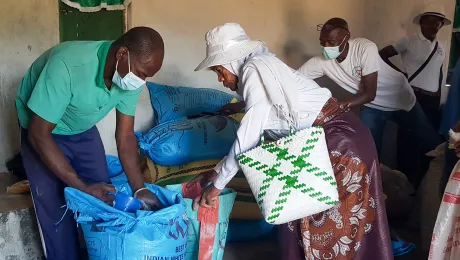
[15,27,164,259]
[380,5,450,187]
[380,5,451,129]
[298,18,441,185]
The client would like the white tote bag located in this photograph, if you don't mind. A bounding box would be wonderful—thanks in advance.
[237,126,339,225]
[430,160,460,260]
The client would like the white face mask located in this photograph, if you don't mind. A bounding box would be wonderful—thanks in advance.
[112,51,146,91]
[322,34,348,60]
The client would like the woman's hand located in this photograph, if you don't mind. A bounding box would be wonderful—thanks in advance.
[187,170,218,188]
[193,184,222,211]
[217,101,245,115]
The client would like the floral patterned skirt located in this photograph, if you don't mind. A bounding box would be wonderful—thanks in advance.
[278,100,393,260]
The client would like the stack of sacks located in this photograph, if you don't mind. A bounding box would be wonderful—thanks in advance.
[136,82,240,166]
[139,82,274,244]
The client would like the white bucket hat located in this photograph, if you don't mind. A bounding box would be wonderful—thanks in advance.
[413,4,451,26]
[195,23,263,71]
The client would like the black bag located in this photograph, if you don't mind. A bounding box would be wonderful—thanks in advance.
[6,153,27,180]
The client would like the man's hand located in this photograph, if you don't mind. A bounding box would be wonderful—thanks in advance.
[338,101,351,109]
[455,142,460,159]
[193,184,222,211]
[453,121,460,133]
[84,183,116,204]
[217,101,245,115]
[453,121,460,158]
[134,188,163,211]
[187,170,218,188]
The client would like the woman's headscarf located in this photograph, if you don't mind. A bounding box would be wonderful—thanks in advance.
[220,45,302,129]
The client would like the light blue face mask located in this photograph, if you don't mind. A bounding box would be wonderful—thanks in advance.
[322,35,348,60]
[112,51,146,91]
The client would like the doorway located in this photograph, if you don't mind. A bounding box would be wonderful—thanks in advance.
[59,1,125,42]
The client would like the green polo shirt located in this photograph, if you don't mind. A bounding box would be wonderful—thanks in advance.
[15,41,142,135]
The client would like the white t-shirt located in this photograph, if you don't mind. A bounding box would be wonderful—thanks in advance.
[393,32,445,93]
[298,38,416,112]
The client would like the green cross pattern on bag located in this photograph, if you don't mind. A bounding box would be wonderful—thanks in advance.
[237,126,338,223]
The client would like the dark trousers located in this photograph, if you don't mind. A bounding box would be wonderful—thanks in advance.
[360,103,441,155]
[21,126,110,260]
[360,103,442,187]
[415,91,441,131]
[396,91,441,188]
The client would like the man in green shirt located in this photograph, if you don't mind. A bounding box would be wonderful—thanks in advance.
[16,27,164,260]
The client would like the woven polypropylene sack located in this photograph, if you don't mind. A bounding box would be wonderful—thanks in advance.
[429,160,460,259]
[65,183,188,260]
[167,183,236,260]
[143,157,220,186]
[137,116,238,166]
[147,82,235,124]
[237,126,338,224]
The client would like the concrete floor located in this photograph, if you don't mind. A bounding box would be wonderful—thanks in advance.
[0,173,44,259]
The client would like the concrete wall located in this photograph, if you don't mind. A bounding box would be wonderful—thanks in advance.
[130,0,367,86]
[0,1,59,171]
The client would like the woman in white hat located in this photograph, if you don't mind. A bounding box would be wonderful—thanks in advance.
[191,23,392,259]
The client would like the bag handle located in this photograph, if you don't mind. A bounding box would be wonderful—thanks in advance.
[408,41,439,83]
[259,126,295,145]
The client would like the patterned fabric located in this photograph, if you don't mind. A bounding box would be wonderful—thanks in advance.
[299,150,376,259]
[279,99,393,260]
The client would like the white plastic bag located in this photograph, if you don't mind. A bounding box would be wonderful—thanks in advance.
[429,160,460,259]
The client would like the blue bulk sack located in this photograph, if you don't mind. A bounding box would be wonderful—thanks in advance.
[106,155,123,178]
[65,183,188,260]
[166,184,236,260]
[137,115,238,166]
[147,82,236,124]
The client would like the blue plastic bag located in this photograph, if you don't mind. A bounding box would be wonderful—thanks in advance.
[110,172,129,186]
[166,184,236,260]
[392,240,416,257]
[147,82,236,124]
[106,155,123,178]
[137,115,238,166]
[65,183,188,260]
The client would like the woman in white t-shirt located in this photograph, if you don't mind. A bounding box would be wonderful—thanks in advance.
[191,23,392,260]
